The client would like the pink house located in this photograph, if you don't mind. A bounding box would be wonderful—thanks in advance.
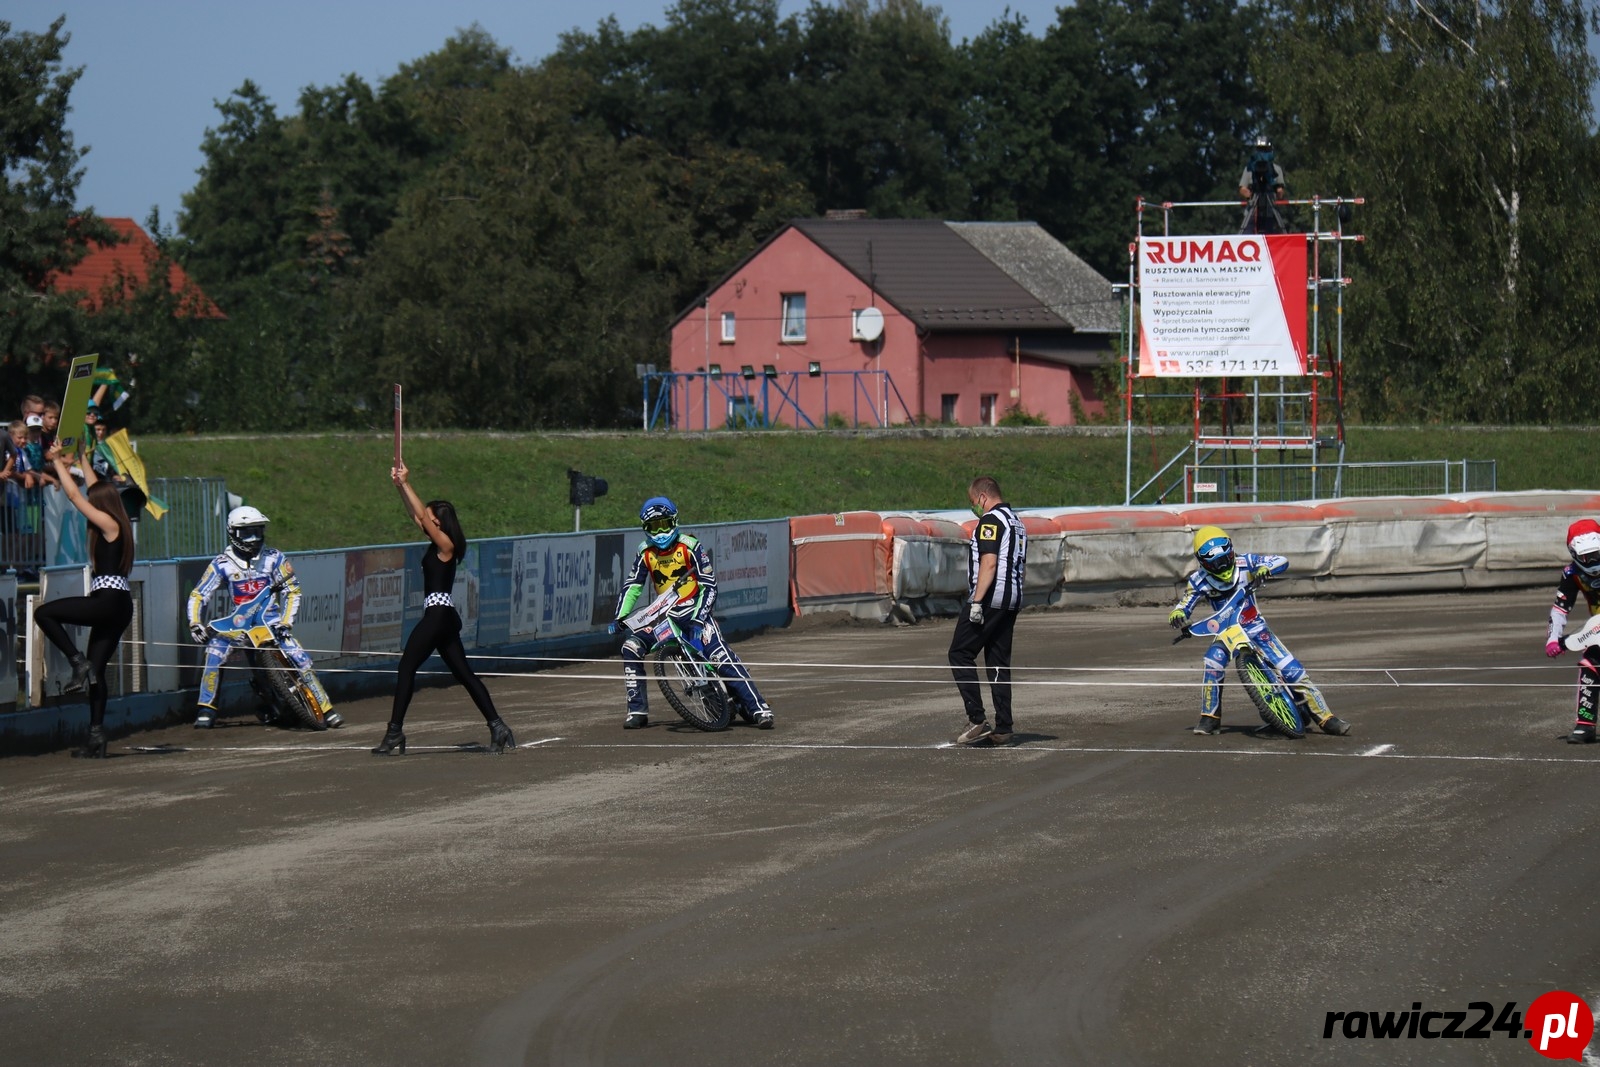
[666,218,1117,428]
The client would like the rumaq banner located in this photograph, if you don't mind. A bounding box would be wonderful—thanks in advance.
[1136,234,1308,377]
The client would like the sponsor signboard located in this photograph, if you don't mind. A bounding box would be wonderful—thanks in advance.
[1137,234,1308,377]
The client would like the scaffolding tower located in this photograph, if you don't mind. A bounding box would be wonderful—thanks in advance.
[1122,194,1363,505]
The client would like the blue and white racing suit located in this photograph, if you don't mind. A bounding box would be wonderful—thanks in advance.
[186,547,331,712]
[1170,552,1331,722]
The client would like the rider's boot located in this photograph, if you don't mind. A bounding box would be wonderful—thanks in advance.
[1293,682,1350,736]
[1569,711,1597,744]
[194,703,218,729]
[1192,713,1221,735]
[624,711,648,729]
[754,704,774,730]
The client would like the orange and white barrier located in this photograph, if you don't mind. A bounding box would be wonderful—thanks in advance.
[790,492,1600,620]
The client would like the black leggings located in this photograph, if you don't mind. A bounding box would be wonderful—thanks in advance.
[390,606,498,727]
[35,588,134,729]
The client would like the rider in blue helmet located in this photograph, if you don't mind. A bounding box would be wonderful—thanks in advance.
[612,496,773,730]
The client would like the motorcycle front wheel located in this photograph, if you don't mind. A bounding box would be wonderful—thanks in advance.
[251,648,326,731]
[653,645,732,731]
[1236,650,1304,738]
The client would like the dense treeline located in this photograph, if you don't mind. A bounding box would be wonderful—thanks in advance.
[3,1,1596,430]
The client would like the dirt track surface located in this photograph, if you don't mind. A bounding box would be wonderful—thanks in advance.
[4,587,1598,1066]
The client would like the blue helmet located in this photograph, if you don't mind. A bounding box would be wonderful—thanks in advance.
[640,496,679,550]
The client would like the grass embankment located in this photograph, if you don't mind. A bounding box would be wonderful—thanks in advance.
[135,427,1600,552]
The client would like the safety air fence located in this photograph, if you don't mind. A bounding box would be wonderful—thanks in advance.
[5,493,1597,753]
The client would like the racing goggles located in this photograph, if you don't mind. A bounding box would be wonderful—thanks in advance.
[643,515,676,536]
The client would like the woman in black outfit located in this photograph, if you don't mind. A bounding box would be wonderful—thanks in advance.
[372,462,515,755]
[34,439,135,759]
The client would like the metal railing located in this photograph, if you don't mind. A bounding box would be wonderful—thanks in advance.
[0,477,228,571]
[1184,459,1498,503]
[139,477,229,560]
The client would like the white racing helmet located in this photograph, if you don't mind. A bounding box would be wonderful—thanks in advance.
[1569,519,1600,580]
[227,505,269,560]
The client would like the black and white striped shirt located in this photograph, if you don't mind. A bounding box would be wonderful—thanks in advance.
[969,503,1027,612]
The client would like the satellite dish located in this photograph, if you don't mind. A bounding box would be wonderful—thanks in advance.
[854,306,885,342]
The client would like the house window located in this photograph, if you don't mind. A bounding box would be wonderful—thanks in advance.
[781,293,807,342]
[720,312,735,343]
[980,394,998,426]
[941,394,958,424]
[726,396,758,428]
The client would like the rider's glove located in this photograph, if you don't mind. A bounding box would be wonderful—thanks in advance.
[189,623,207,644]
[1250,563,1273,583]
[1547,639,1565,658]
[272,621,292,639]
[608,619,623,636]
[1168,607,1188,630]
[967,601,984,625]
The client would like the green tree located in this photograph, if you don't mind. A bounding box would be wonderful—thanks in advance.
[340,67,692,428]
[1261,0,1600,421]
[962,0,1268,276]
[0,16,115,394]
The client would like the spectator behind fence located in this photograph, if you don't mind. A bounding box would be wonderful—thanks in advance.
[40,399,60,454]
[87,410,128,487]
[23,415,56,489]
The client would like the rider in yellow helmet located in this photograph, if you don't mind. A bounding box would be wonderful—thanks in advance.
[1168,525,1350,737]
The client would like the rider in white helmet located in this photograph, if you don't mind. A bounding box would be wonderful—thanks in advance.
[184,505,339,729]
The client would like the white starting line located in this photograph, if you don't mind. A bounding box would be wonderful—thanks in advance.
[116,737,1600,766]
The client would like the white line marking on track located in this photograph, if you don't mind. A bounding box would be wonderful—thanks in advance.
[128,738,567,754]
[119,740,1600,765]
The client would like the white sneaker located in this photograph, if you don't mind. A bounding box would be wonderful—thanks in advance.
[955,721,992,745]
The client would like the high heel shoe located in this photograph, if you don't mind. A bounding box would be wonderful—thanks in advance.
[71,725,107,759]
[64,654,92,694]
[371,724,406,755]
[488,718,516,754]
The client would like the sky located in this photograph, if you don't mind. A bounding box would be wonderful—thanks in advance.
[11,0,1070,227]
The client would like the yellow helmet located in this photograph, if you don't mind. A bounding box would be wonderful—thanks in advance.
[1192,525,1235,582]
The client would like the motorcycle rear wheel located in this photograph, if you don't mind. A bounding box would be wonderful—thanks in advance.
[653,645,732,731]
[1236,650,1304,738]
[251,649,325,731]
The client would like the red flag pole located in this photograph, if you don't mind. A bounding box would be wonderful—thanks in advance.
[393,384,403,467]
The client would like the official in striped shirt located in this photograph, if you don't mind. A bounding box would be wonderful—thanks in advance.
[949,475,1028,746]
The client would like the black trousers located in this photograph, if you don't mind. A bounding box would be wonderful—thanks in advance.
[390,606,499,727]
[948,609,1019,731]
[34,588,133,729]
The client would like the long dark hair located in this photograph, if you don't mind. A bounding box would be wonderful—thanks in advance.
[426,499,466,559]
[87,480,134,575]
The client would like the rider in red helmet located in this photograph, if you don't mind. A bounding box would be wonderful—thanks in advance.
[1545,518,1600,743]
